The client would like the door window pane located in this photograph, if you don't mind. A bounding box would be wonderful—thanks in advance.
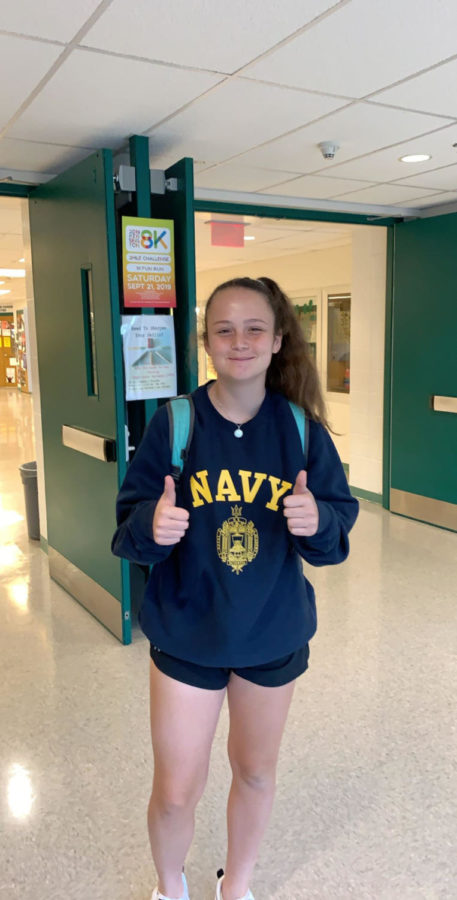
[294,299,317,364]
[327,293,350,393]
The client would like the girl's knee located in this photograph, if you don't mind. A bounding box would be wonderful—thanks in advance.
[229,757,277,791]
[152,770,208,815]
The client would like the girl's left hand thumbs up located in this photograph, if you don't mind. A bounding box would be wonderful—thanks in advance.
[283,469,319,536]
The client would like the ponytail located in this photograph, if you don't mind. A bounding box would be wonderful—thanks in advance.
[204,276,329,428]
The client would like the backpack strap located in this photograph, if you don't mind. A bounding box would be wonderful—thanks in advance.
[167,395,195,483]
[288,400,309,469]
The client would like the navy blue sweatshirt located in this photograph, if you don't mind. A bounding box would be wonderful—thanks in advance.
[112,384,359,666]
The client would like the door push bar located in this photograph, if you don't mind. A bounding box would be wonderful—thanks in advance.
[62,425,117,462]
[431,396,457,414]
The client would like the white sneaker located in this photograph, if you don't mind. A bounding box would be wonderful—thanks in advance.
[151,870,189,900]
[215,869,254,900]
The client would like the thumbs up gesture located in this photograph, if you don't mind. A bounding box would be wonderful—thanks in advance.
[283,470,319,537]
[153,475,190,545]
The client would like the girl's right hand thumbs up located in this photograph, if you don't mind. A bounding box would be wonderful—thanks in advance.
[153,475,190,545]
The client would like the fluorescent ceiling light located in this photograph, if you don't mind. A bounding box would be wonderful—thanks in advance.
[18,257,25,262]
[244,235,255,241]
[0,289,11,295]
[399,154,431,163]
[0,268,25,277]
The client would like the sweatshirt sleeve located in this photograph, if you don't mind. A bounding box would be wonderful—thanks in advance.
[291,419,359,567]
[111,404,175,565]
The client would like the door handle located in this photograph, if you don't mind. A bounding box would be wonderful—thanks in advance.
[431,396,457,413]
[62,425,116,461]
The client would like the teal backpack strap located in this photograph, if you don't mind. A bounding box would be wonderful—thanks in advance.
[288,400,309,469]
[167,395,195,483]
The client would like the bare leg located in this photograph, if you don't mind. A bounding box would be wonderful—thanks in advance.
[148,660,225,898]
[222,675,295,900]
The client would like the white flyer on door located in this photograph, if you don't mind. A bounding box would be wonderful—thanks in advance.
[121,315,177,401]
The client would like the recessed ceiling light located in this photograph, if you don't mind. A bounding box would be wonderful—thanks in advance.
[0,268,25,277]
[399,154,431,163]
[244,235,255,241]
[18,257,25,262]
[0,289,11,295]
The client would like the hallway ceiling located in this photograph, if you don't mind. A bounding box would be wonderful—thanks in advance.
[194,212,354,271]
[1,0,457,215]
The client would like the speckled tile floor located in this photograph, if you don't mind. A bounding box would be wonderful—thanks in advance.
[1,388,457,899]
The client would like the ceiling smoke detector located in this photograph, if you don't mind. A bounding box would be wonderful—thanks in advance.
[318,141,340,160]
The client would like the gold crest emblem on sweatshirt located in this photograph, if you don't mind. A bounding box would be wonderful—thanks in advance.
[217,505,259,575]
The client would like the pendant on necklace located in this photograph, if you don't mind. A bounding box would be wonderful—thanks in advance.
[234,425,243,438]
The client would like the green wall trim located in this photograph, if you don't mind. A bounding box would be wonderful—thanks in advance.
[194,199,400,227]
[40,536,49,554]
[349,486,382,504]
[0,184,30,197]
[383,226,394,510]
[103,149,131,645]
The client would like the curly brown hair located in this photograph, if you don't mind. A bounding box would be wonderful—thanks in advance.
[203,276,329,427]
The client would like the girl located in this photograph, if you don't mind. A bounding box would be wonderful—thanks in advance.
[112,277,358,900]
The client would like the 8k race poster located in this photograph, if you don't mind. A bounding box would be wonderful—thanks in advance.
[122,216,176,308]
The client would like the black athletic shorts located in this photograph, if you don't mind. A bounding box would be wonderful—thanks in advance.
[149,643,309,690]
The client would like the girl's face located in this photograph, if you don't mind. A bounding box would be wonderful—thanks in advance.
[204,287,282,386]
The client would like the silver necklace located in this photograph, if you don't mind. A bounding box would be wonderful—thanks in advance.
[210,389,248,438]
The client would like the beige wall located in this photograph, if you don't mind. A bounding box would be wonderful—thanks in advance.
[350,227,387,496]
[196,243,351,300]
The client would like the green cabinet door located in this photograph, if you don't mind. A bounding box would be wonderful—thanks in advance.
[29,150,131,642]
[391,213,457,531]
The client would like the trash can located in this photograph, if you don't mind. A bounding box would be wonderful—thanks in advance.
[19,461,40,541]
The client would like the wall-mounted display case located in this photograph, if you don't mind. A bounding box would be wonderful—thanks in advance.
[16,308,31,393]
[0,313,16,387]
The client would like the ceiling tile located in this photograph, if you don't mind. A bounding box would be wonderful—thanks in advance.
[0,0,102,42]
[9,49,222,147]
[327,124,457,181]
[0,139,90,174]
[146,79,345,165]
[149,152,210,173]
[370,58,457,119]
[0,35,62,130]
[244,0,457,97]
[83,0,340,73]
[262,174,375,199]
[237,103,452,173]
[332,184,443,205]
[394,164,457,191]
[194,164,301,192]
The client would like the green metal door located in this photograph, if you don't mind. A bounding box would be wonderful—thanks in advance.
[29,150,131,642]
[390,213,457,531]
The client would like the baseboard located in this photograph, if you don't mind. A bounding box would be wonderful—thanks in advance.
[349,486,382,505]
